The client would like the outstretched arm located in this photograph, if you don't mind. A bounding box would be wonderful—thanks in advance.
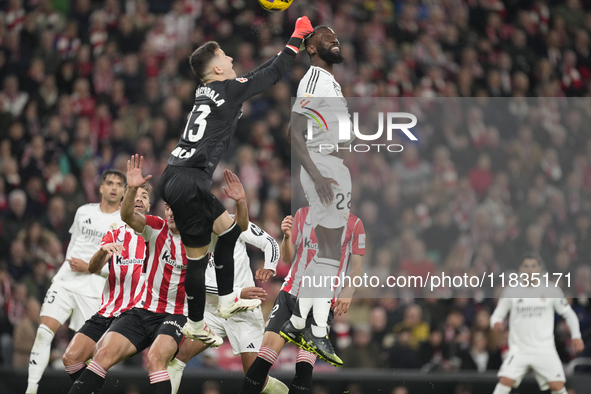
[279,215,295,264]
[121,154,152,233]
[333,254,364,315]
[490,297,512,331]
[222,169,248,232]
[226,17,313,103]
[241,56,278,79]
[555,297,585,353]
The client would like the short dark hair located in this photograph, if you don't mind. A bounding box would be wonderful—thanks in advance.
[101,169,126,184]
[521,253,545,268]
[189,41,220,80]
[304,25,330,52]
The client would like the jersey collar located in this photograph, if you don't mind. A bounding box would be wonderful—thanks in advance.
[310,65,334,77]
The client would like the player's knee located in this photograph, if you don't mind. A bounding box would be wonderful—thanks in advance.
[62,350,76,367]
[92,346,118,370]
[147,348,171,372]
[548,381,564,391]
[261,333,284,353]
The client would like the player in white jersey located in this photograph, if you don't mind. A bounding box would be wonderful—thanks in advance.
[240,210,365,394]
[25,169,126,394]
[166,218,288,394]
[283,24,355,367]
[61,182,152,383]
[490,255,585,394]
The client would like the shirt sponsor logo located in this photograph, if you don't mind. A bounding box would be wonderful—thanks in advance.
[115,256,144,266]
[304,237,318,250]
[161,250,186,270]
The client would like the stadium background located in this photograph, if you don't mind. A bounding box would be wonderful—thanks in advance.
[0,0,591,393]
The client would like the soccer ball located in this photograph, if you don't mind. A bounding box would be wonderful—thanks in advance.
[258,0,293,12]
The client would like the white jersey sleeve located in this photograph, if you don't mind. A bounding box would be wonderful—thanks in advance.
[239,222,280,273]
[204,221,278,311]
[490,288,513,326]
[552,288,582,340]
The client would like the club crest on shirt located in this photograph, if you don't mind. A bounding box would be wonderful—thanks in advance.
[109,223,118,230]
[235,78,248,83]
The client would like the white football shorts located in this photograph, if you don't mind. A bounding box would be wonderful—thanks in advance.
[498,349,565,390]
[300,151,351,229]
[40,282,102,332]
[204,308,265,356]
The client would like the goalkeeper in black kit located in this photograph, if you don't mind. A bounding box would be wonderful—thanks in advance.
[160,17,314,345]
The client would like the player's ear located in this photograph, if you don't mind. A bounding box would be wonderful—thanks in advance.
[306,44,316,56]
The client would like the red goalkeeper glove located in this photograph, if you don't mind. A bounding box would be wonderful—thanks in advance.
[292,16,313,39]
[286,16,313,54]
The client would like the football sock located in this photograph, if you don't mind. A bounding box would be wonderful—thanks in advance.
[311,258,340,337]
[492,383,511,394]
[65,362,87,382]
[185,255,208,321]
[261,376,288,394]
[291,298,313,330]
[289,350,316,393]
[150,370,172,394]
[290,256,317,330]
[68,360,107,394]
[215,223,241,301]
[167,358,186,394]
[26,324,54,393]
[240,346,279,394]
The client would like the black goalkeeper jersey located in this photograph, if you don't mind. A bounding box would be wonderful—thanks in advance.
[167,50,296,177]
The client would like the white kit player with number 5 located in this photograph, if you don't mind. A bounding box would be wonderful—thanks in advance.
[26,170,126,394]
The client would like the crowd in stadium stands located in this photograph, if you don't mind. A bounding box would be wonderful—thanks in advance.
[0,1,590,390]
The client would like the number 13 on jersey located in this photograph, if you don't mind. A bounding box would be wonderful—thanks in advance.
[184,104,210,142]
[171,104,211,159]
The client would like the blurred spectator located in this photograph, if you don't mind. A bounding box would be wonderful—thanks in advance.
[459,330,502,372]
[418,327,450,371]
[2,189,30,249]
[399,240,436,282]
[387,328,421,369]
[394,144,432,200]
[21,259,51,305]
[12,297,40,367]
[1,75,28,117]
[341,324,384,368]
[468,153,494,198]
[422,208,460,262]
[393,304,430,349]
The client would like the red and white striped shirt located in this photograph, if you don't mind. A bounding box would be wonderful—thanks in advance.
[282,207,366,297]
[98,225,146,318]
[138,215,187,315]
